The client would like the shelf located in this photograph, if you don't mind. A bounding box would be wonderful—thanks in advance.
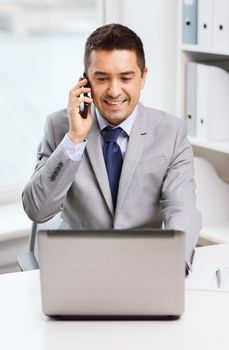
[181,44,229,57]
[189,137,229,154]
[200,220,229,244]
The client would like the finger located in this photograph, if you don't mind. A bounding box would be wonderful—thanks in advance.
[68,91,90,109]
[71,78,88,91]
[69,96,93,112]
[82,95,93,103]
[69,87,91,103]
[70,87,91,96]
[76,95,93,106]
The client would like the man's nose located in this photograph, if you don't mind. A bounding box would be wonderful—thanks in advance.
[107,80,121,97]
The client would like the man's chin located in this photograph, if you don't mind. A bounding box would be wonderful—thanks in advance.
[102,111,129,126]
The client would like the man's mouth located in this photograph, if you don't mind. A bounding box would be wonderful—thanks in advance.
[103,99,127,108]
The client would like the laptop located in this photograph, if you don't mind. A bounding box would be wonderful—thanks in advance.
[38,229,185,319]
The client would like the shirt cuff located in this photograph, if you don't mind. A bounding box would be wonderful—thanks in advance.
[61,134,87,161]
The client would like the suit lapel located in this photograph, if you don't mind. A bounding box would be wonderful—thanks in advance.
[86,104,151,218]
[86,114,114,215]
[115,104,148,219]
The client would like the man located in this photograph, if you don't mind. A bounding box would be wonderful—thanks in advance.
[22,23,201,273]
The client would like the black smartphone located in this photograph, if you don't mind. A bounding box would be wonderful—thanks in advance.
[80,72,90,119]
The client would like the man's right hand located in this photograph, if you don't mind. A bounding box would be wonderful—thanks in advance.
[67,78,93,144]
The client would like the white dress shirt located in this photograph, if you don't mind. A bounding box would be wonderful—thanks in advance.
[61,105,138,161]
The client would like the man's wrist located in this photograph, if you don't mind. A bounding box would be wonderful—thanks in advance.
[67,132,85,144]
[62,134,87,161]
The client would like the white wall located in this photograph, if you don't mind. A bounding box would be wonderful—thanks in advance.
[104,0,178,115]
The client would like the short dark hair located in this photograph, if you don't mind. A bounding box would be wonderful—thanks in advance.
[84,23,146,76]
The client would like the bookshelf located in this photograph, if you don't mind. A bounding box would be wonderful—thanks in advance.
[177,0,229,244]
[188,137,229,154]
[181,44,229,57]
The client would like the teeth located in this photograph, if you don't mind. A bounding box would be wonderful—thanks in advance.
[106,101,123,105]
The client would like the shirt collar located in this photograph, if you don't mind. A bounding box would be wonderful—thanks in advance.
[95,105,138,137]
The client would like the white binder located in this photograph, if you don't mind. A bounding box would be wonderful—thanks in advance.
[213,0,229,50]
[196,63,229,141]
[196,64,208,140]
[185,62,197,137]
[198,0,214,48]
[186,63,229,141]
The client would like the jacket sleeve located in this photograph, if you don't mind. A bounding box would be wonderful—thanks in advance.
[22,114,81,223]
[160,120,202,270]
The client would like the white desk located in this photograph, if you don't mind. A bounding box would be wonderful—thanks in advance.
[1,244,229,350]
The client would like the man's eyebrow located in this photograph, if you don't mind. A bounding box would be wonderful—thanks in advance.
[120,71,135,76]
[93,71,109,76]
[93,71,136,77]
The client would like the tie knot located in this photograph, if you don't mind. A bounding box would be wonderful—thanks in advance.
[101,126,123,143]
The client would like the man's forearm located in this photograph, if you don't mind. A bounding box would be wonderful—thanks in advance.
[22,140,81,223]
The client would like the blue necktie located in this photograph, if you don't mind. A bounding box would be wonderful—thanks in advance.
[101,126,123,209]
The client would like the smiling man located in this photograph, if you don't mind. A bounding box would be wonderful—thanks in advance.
[86,49,146,125]
[22,23,201,275]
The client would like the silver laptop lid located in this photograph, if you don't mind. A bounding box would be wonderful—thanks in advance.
[38,229,185,318]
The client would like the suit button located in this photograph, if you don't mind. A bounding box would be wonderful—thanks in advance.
[50,175,56,181]
[58,161,64,167]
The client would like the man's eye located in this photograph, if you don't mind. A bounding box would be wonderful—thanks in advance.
[97,77,107,81]
[122,77,132,81]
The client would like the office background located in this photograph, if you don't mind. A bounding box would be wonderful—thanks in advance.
[1,0,229,273]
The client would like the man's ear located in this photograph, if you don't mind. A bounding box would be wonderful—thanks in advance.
[141,67,148,89]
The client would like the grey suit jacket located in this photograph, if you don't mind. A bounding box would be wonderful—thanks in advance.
[22,103,202,268]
